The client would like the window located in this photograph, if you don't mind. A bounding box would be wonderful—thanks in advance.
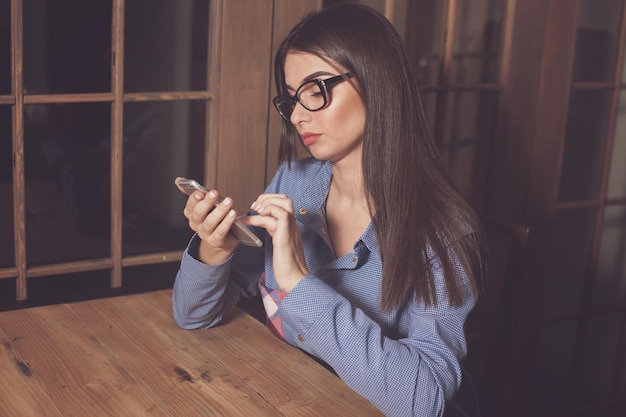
[1,0,213,304]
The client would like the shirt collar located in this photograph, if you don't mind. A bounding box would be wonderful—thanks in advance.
[292,160,379,256]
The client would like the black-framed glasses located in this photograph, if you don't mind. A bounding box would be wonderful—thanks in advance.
[273,72,353,121]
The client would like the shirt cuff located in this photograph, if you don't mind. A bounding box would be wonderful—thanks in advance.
[278,275,341,336]
[181,234,234,282]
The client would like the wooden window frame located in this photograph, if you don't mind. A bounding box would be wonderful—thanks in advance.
[1,0,320,303]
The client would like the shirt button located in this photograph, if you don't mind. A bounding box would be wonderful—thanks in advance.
[298,334,305,342]
[299,207,307,215]
[352,256,358,263]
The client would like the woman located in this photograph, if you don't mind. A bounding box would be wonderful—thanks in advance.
[173,4,486,416]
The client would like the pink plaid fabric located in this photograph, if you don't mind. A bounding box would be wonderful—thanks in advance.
[258,272,288,341]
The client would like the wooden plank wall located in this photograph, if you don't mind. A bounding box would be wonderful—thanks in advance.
[210,0,321,214]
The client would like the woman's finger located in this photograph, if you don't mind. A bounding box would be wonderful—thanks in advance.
[251,193,292,213]
[199,207,237,243]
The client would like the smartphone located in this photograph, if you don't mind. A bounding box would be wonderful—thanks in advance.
[176,178,263,247]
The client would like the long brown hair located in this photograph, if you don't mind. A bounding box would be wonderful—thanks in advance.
[274,4,486,310]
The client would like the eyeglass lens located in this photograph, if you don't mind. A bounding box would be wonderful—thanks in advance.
[275,80,325,120]
[296,81,326,112]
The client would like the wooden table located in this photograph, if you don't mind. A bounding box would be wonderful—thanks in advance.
[0,289,382,416]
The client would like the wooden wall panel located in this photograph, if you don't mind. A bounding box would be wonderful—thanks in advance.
[503,1,579,415]
[482,1,550,415]
[483,1,581,416]
[213,0,321,212]
[214,0,274,212]
[265,0,322,185]
[528,0,579,225]
[487,0,548,225]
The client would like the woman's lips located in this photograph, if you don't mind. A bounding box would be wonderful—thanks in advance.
[301,133,321,146]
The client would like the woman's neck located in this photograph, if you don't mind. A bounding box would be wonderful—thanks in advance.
[330,160,368,209]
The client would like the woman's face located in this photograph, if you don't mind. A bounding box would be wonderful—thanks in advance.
[283,52,366,166]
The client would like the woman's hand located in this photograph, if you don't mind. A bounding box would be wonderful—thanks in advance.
[176,178,239,264]
[241,194,308,293]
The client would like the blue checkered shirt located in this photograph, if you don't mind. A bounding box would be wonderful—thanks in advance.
[173,158,478,416]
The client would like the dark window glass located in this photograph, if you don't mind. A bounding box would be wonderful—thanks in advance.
[580,313,622,404]
[594,205,626,309]
[121,263,177,292]
[404,0,447,86]
[124,0,209,93]
[560,90,612,202]
[607,91,626,199]
[442,91,499,209]
[572,0,624,83]
[23,0,112,94]
[544,208,596,317]
[24,102,112,266]
[623,46,626,82]
[531,318,579,415]
[0,0,9,95]
[122,100,206,256]
[452,0,505,84]
[0,110,13,268]
[0,264,176,311]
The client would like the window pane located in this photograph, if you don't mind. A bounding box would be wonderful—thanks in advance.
[0,110,13,268]
[23,0,112,94]
[18,270,111,306]
[530,318,579,415]
[0,278,17,309]
[0,0,9,95]
[623,43,626,82]
[420,91,438,132]
[580,313,623,404]
[452,0,505,84]
[125,0,209,93]
[122,100,206,257]
[24,102,111,266]
[572,0,624,83]
[0,0,10,267]
[336,0,385,13]
[0,264,176,310]
[594,205,626,309]
[530,317,623,417]
[0,179,13,268]
[122,263,177,292]
[607,91,626,199]
[559,90,612,202]
[441,91,499,208]
[544,208,596,317]
[404,0,447,85]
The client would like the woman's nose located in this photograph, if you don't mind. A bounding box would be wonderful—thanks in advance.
[290,101,311,125]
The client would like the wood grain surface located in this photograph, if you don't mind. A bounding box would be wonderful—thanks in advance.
[0,289,381,416]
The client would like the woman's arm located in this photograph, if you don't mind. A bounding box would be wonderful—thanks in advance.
[172,234,265,329]
[277,261,475,417]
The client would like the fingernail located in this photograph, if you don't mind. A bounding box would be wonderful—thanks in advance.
[256,205,264,213]
[208,190,217,198]
[228,209,236,217]
[250,201,257,210]
[223,197,232,206]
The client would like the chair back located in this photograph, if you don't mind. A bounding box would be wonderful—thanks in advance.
[465,217,531,415]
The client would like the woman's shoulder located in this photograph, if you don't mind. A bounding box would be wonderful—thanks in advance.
[275,157,330,182]
[278,157,327,176]
[269,157,330,190]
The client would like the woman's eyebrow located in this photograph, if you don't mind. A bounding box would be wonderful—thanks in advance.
[303,70,334,82]
[285,70,336,91]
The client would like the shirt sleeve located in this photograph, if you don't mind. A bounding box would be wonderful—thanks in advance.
[172,233,265,329]
[278,257,476,417]
[170,162,295,330]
